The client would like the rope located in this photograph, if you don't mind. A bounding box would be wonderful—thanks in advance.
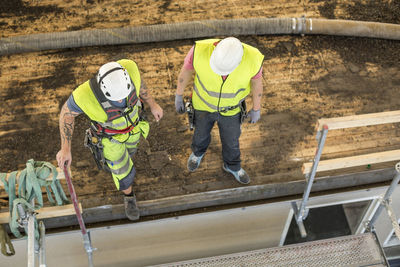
[0,224,14,256]
[0,159,69,240]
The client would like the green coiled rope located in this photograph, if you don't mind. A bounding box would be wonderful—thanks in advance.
[0,159,70,255]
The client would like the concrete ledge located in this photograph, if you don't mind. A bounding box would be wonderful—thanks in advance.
[38,167,396,229]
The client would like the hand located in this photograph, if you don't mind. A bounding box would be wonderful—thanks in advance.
[175,94,185,114]
[150,103,163,122]
[248,109,261,123]
[56,149,72,169]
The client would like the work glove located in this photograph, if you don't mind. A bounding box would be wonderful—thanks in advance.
[175,94,185,114]
[248,109,261,123]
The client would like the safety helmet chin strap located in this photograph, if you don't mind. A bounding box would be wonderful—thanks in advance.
[97,67,123,85]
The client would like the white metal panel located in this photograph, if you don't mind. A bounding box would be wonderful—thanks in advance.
[374,186,400,246]
[1,185,398,267]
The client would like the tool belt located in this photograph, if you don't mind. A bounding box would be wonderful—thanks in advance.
[218,101,247,124]
[239,100,248,124]
[185,98,195,131]
[84,128,111,172]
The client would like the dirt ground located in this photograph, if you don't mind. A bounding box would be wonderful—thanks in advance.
[0,1,399,210]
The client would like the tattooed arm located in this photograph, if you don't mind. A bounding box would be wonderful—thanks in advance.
[140,80,164,122]
[251,77,263,111]
[56,102,80,169]
[176,66,195,96]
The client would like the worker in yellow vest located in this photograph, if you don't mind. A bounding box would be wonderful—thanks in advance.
[175,37,264,184]
[56,59,163,220]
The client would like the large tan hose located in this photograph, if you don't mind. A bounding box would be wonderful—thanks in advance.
[0,18,399,56]
[300,18,400,39]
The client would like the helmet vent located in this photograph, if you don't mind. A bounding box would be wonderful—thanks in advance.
[105,92,111,97]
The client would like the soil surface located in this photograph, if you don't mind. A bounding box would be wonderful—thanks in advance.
[0,1,399,210]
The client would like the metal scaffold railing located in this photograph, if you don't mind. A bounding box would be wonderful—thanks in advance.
[293,110,400,237]
[368,162,400,240]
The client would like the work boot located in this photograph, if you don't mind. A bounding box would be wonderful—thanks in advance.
[223,164,250,185]
[124,194,140,221]
[187,152,204,172]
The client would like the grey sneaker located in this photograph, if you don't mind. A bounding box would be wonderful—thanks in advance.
[124,194,140,221]
[187,152,204,172]
[222,164,250,184]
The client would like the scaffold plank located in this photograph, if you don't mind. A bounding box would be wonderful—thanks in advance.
[0,203,82,224]
[302,150,400,174]
[316,110,400,131]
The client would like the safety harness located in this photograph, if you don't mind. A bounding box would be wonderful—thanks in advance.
[88,72,140,137]
[85,70,144,172]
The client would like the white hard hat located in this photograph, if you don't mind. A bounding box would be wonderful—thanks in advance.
[97,62,133,101]
[209,37,243,75]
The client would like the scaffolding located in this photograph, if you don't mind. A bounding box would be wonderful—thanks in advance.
[154,232,388,267]
[0,165,92,267]
[292,111,400,237]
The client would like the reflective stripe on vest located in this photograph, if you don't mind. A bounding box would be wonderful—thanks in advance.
[97,107,139,128]
[196,74,246,99]
[192,39,264,116]
[193,74,246,112]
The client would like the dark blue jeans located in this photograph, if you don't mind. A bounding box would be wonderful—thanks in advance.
[192,110,241,171]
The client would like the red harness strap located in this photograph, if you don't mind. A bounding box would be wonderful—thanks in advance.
[94,124,135,135]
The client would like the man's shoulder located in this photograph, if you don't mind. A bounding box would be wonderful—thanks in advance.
[243,43,262,55]
[117,59,139,76]
[195,39,220,46]
[117,59,137,69]
[74,80,91,93]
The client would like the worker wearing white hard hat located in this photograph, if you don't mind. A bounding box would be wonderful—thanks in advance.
[56,59,163,221]
[175,37,264,184]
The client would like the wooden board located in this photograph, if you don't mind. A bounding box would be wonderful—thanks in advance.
[302,149,400,174]
[0,203,81,224]
[0,167,67,188]
[316,110,400,131]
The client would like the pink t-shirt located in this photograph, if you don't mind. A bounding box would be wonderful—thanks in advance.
[183,45,263,80]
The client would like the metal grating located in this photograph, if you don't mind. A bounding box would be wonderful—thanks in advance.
[152,233,387,267]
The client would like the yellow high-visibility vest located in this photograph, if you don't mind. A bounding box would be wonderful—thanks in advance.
[73,59,148,142]
[192,39,264,116]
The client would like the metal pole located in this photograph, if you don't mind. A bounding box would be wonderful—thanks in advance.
[17,201,39,267]
[38,221,46,267]
[17,203,28,233]
[27,213,35,267]
[295,125,329,237]
[369,162,400,228]
[63,166,95,267]
[291,201,306,237]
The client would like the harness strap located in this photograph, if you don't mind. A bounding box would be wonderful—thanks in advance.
[91,117,139,136]
[0,224,15,256]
